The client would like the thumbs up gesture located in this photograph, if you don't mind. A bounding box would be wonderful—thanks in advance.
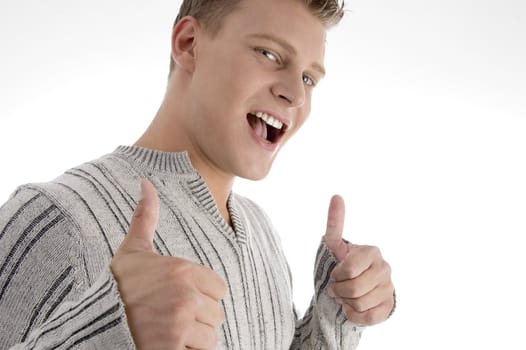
[324,195,395,326]
[110,179,227,349]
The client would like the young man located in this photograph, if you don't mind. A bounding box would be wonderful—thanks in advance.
[0,0,395,348]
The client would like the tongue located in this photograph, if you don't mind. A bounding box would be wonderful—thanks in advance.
[249,115,267,141]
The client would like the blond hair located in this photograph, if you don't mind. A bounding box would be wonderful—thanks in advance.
[168,0,345,74]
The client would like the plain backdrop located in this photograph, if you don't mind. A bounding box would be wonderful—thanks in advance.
[1,0,526,349]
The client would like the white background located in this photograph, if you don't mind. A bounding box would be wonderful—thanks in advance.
[1,0,526,348]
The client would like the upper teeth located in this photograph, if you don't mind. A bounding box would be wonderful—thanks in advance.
[255,112,283,130]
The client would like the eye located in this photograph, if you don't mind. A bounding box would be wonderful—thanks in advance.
[256,48,280,64]
[302,74,316,87]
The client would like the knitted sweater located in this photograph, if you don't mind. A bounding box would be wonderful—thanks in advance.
[0,145,363,349]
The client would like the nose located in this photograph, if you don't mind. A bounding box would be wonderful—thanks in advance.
[271,71,306,108]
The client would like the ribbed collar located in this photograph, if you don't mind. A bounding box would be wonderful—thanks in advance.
[113,145,196,174]
[112,145,247,243]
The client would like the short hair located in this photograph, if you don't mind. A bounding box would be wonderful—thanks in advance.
[168,0,345,74]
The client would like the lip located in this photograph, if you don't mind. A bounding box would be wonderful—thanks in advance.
[246,109,291,152]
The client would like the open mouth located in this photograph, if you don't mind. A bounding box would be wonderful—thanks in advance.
[247,112,287,144]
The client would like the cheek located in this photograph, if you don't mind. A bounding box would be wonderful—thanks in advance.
[204,57,254,98]
[296,102,311,128]
[285,106,311,142]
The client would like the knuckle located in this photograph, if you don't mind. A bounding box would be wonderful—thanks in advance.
[166,299,185,316]
[168,291,202,317]
[368,245,381,258]
[342,304,354,320]
[221,278,228,291]
[169,259,194,280]
[181,292,202,310]
[217,278,228,298]
[217,304,226,324]
[363,307,383,325]
[350,298,367,313]
[343,303,383,326]
[206,330,218,348]
[347,267,358,279]
[170,305,195,330]
[340,263,356,278]
[343,280,358,298]
[379,281,395,298]
[206,301,226,327]
[383,261,392,276]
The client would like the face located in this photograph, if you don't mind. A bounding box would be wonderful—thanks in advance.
[183,0,326,181]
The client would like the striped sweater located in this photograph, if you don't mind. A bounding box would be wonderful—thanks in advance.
[0,145,363,349]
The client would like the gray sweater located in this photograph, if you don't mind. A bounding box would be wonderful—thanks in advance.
[0,145,363,349]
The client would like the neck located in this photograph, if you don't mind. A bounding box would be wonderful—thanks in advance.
[135,136,236,226]
[135,84,236,226]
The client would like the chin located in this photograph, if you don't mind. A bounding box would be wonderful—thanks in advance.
[237,164,272,181]
[233,149,279,181]
[239,170,270,182]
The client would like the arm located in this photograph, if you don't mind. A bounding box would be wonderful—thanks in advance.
[290,242,364,350]
[291,195,395,349]
[1,180,227,349]
[0,187,134,349]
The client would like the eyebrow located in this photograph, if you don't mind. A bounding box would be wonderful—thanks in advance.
[247,33,326,77]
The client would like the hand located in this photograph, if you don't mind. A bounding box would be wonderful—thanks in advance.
[110,179,227,349]
[323,195,395,326]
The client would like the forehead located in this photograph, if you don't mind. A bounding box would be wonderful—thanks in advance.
[219,0,326,61]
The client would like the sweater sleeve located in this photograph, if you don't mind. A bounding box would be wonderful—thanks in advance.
[290,240,365,349]
[0,187,135,349]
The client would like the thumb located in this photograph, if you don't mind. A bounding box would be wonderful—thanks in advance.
[119,178,159,254]
[323,195,349,261]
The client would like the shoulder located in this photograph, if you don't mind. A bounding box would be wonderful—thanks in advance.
[12,151,141,226]
[1,184,80,241]
[0,182,88,291]
[1,149,141,247]
[0,151,140,282]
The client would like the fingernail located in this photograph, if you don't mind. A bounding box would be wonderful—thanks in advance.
[327,286,335,298]
[138,179,146,201]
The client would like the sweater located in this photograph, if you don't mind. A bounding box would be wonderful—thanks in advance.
[0,145,364,349]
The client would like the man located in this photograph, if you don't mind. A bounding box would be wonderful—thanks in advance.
[0,0,395,348]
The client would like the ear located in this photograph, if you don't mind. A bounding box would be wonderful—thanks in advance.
[171,16,200,73]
